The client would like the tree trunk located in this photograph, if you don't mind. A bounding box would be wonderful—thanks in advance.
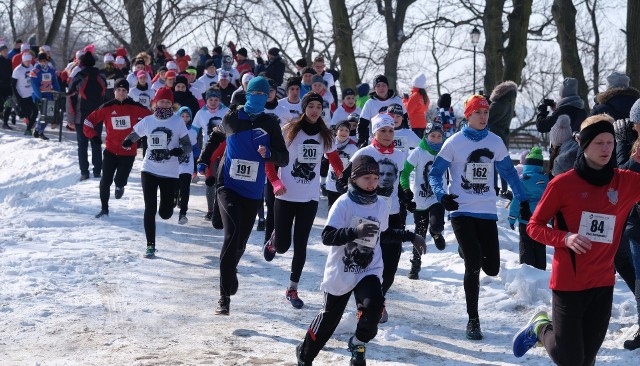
[552,0,590,113]
[35,0,46,45]
[628,0,640,88]
[7,0,17,42]
[45,0,68,47]
[329,0,360,90]
[124,0,150,54]
[502,0,532,86]
[482,0,505,96]
[62,0,74,62]
[379,0,417,91]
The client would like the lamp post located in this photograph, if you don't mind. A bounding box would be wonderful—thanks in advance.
[470,26,481,94]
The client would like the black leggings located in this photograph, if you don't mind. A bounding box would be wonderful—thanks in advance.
[326,190,341,208]
[17,96,37,129]
[100,150,135,211]
[273,199,319,283]
[451,216,500,319]
[141,171,178,244]
[381,213,404,295]
[298,275,384,363]
[176,173,192,215]
[217,188,262,296]
[264,180,276,243]
[539,287,613,366]
[519,223,547,270]
[413,203,445,238]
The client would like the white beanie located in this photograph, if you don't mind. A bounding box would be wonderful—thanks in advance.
[166,61,178,71]
[75,50,84,59]
[115,56,126,65]
[242,73,255,84]
[20,43,30,52]
[103,53,114,63]
[372,113,395,134]
[412,73,427,89]
[22,53,32,62]
[42,45,51,52]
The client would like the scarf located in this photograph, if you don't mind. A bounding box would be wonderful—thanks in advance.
[206,104,220,114]
[556,95,584,110]
[137,82,149,91]
[154,107,174,120]
[342,103,357,113]
[265,99,278,110]
[573,152,615,187]
[462,125,488,142]
[371,138,394,154]
[335,137,351,151]
[347,184,378,205]
[300,118,322,136]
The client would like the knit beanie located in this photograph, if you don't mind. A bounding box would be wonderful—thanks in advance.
[371,113,395,133]
[386,103,403,116]
[549,115,573,146]
[268,47,280,56]
[311,75,324,85]
[237,48,248,57]
[524,147,544,167]
[606,71,630,89]
[154,87,174,103]
[247,76,270,95]
[412,73,427,89]
[103,53,114,63]
[301,92,324,111]
[559,78,578,98]
[438,93,452,109]
[630,99,640,123]
[295,58,307,68]
[286,77,302,90]
[114,78,129,90]
[351,155,379,182]
[356,83,370,97]
[372,75,389,87]
[463,94,490,118]
[80,52,96,67]
[242,73,255,84]
[342,88,355,98]
[425,122,444,136]
[347,113,360,123]
[175,75,189,88]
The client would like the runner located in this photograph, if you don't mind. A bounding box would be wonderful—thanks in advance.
[387,103,420,152]
[325,120,358,208]
[175,106,198,224]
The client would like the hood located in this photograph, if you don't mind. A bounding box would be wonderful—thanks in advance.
[522,164,544,176]
[596,87,640,117]
[490,81,517,101]
[177,106,192,121]
[596,87,640,105]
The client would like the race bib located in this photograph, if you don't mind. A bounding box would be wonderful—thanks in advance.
[297,144,321,164]
[578,212,615,244]
[230,159,259,182]
[42,73,52,82]
[350,217,379,248]
[107,79,115,89]
[149,132,168,150]
[138,96,150,107]
[465,162,492,184]
[393,136,407,150]
[111,116,131,130]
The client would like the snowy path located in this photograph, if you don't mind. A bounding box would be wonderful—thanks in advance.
[0,131,638,365]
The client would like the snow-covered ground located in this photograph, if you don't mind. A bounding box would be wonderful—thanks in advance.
[1,129,638,365]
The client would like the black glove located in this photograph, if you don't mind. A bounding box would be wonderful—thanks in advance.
[336,176,348,194]
[169,147,184,157]
[91,136,101,145]
[403,200,417,213]
[356,223,378,239]
[441,194,459,211]
[519,201,532,221]
[509,223,515,230]
[205,176,216,187]
[122,139,133,148]
[613,118,638,144]
[403,189,414,201]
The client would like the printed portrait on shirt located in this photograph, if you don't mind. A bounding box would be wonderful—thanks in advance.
[461,148,494,195]
[342,215,379,273]
[148,126,174,162]
[420,160,434,198]
[377,158,398,197]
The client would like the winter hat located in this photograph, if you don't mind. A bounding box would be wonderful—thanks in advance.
[218,70,232,80]
[347,113,360,123]
[176,49,186,57]
[80,52,96,67]
[606,71,630,89]
[335,120,351,131]
[242,72,255,84]
[223,55,233,65]
[268,47,280,56]
[267,78,277,91]
[0,45,7,52]
[371,113,395,134]
[166,61,179,71]
[213,45,223,54]
[311,75,324,85]
[115,48,127,57]
[114,78,129,90]
[351,155,379,182]
[356,83,370,97]
[247,76,270,95]
[115,56,126,65]
[342,88,355,98]
[463,94,490,118]
[386,103,403,116]
[75,50,84,59]
[103,53,114,63]
[175,75,189,88]
[135,70,147,78]
[37,52,47,61]
[412,73,427,89]
[373,75,389,87]
[578,115,615,150]
[438,93,452,109]
[157,66,168,73]
[22,53,32,62]
[165,70,177,79]
[559,78,578,98]
[42,45,51,52]
[630,99,640,123]
[20,43,30,52]
[301,92,324,111]
[205,88,221,100]
[237,48,248,57]
[83,44,95,55]
[204,59,216,69]
[154,87,174,103]
[425,122,444,136]
[286,76,302,90]
[524,147,544,167]
[295,58,307,68]
[549,114,573,146]
[302,67,315,76]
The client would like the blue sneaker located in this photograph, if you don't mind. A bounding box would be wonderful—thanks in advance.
[263,232,276,262]
[513,311,550,357]
[286,288,304,309]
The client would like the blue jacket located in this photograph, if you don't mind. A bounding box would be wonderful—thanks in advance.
[508,164,549,226]
[30,64,60,101]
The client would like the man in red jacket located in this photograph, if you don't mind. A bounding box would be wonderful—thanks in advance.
[83,78,151,218]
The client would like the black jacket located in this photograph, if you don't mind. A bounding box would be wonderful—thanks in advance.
[488,81,517,144]
[536,103,586,133]
[0,55,12,97]
[68,66,106,123]
[591,87,640,120]
[255,56,285,86]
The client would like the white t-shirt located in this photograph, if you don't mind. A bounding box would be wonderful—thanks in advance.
[126,71,152,88]
[393,128,421,152]
[331,105,361,127]
[12,64,33,98]
[192,106,229,146]
[326,139,358,192]
[322,72,335,89]
[190,81,204,101]
[178,126,198,175]
[436,131,509,216]
[277,98,302,122]
[128,87,155,109]
[134,113,190,178]
[321,92,334,123]
[265,104,293,127]
[151,79,165,92]
[320,194,389,296]
[350,145,407,215]
[360,95,406,134]
[197,73,219,90]
[277,130,336,203]
[406,147,444,210]
[217,67,240,85]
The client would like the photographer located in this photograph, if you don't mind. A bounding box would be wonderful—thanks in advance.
[535,78,587,133]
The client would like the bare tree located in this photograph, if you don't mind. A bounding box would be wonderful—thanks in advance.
[329,0,361,90]
[44,0,68,47]
[628,0,640,88]
[584,0,601,95]
[35,0,46,44]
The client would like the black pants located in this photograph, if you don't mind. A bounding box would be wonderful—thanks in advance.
[274,199,319,283]
[1,93,12,124]
[615,223,636,293]
[381,213,404,295]
[519,223,547,270]
[539,287,613,366]
[412,128,425,139]
[326,190,341,209]
[100,150,135,211]
[141,171,178,244]
[217,187,262,296]
[176,173,192,216]
[414,203,445,238]
[320,156,329,179]
[451,216,500,319]
[264,180,276,243]
[299,275,384,363]
[17,96,37,129]
[75,121,103,176]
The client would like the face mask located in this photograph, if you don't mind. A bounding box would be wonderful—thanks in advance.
[244,93,268,115]
[155,107,173,120]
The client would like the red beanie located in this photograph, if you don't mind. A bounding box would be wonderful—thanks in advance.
[154,87,174,103]
[116,47,127,57]
[463,95,490,118]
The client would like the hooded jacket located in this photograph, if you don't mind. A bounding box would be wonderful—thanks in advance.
[591,87,640,120]
[488,81,517,144]
[68,66,106,123]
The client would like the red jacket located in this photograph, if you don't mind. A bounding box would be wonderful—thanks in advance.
[404,87,429,129]
[83,98,151,156]
[175,55,191,72]
[527,169,640,291]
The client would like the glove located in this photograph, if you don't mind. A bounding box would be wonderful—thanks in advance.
[169,147,184,157]
[613,118,638,143]
[403,189,414,202]
[91,136,101,145]
[412,234,427,255]
[336,176,348,194]
[122,139,133,148]
[356,223,378,239]
[197,163,208,175]
[205,176,216,187]
[509,223,515,230]
[441,194,459,211]
[519,201,532,221]
[403,200,417,213]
